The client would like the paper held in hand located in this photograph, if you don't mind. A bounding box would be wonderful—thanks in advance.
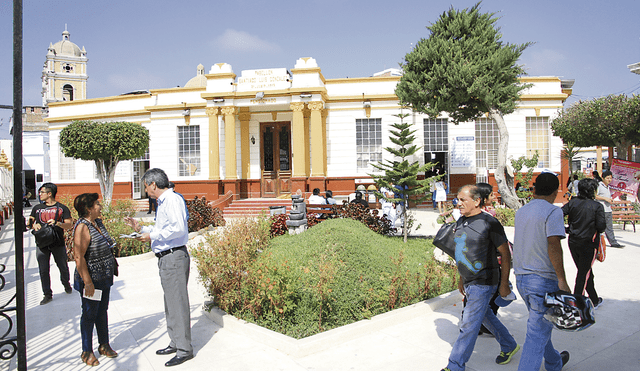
[119,232,142,239]
[83,288,102,301]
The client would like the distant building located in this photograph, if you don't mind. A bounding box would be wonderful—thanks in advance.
[45,56,573,202]
[42,27,88,106]
[22,106,50,199]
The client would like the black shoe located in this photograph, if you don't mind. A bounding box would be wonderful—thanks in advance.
[64,284,73,294]
[594,297,603,309]
[610,243,625,248]
[147,211,152,214]
[40,295,52,305]
[165,354,193,367]
[560,350,570,368]
[156,346,178,355]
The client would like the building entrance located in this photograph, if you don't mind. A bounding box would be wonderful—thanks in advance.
[261,122,292,197]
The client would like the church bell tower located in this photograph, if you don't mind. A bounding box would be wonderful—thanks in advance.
[42,26,88,106]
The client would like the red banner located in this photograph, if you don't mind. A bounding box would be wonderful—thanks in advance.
[609,158,640,202]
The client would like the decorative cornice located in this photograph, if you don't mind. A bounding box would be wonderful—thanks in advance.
[520,94,569,101]
[205,73,237,80]
[48,93,152,107]
[290,67,326,84]
[45,109,150,123]
[290,102,305,112]
[149,86,206,94]
[326,76,401,84]
[145,102,206,112]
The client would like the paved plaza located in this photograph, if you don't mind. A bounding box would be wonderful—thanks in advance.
[0,208,638,370]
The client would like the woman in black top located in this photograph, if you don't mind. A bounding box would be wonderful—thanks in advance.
[73,193,118,366]
[561,178,606,307]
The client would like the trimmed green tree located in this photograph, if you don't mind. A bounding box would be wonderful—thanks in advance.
[551,94,640,161]
[395,2,532,209]
[370,104,436,242]
[59,120,150,203]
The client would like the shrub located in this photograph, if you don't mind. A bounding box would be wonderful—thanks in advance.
[334,202,393,236]
[270,214,289,237]
[58,195,151,259]
[495,207,516,227]
[186,196,226,232]
[192,216,272,309]
[193,217,457,339]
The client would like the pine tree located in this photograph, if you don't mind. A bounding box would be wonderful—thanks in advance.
[370,103,437,242]
[396,2,532,209]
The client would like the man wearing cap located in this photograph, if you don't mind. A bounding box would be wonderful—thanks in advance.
[125,168,193,367]
[513,172,571,370]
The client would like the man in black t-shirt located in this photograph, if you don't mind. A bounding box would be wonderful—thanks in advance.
[441,185,519,371]
[28,183,73,305]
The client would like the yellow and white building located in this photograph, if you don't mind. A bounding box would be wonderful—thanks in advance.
[45,56,573,201]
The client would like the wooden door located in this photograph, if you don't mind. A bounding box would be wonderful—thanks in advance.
[261,122,292,197]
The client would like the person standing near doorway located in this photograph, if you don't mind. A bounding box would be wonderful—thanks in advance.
[27,182,74,305]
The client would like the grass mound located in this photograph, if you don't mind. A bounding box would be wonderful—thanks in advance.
[227,218,457,338]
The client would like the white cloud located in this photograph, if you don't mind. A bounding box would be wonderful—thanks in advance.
[213,29,281,53]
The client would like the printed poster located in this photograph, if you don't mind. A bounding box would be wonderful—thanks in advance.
[609,158,640,202]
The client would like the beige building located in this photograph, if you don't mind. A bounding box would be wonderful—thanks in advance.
[42,27,88,106]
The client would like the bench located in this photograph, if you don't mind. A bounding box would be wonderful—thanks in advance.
[611,201,640,232]
[306,203,345,218]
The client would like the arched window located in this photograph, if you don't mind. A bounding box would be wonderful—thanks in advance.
[62,84,74,101]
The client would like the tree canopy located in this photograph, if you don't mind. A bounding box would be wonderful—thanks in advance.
[59,120,150,203]
[551,94,640,160]
[395,2,531,209]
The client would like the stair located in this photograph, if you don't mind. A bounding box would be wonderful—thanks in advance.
[223,198,292,217]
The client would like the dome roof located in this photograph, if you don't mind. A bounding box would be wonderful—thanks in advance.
[184,64,207,88]
[51,29,83,57]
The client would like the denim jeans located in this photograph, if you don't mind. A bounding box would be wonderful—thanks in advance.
[516,274,563,371]
[447,283,518,371]
[80,286,111,352]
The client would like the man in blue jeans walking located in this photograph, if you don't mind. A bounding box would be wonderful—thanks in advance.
[513,172,571,370]
[441,185,519,371]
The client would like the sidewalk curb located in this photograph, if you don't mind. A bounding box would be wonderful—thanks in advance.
[203,290,462,358]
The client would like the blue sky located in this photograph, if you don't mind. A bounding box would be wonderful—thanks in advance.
[1,0,639,139]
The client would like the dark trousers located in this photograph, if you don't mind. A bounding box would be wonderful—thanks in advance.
[568,236,598,302]
[80,287,111,352]
[158,247,193,357]
[36,243,70,297]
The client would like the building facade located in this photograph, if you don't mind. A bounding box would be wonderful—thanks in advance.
[45,57,572,201]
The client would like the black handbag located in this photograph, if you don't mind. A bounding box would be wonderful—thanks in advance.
[433,222,456,258]
[32,208,61,248]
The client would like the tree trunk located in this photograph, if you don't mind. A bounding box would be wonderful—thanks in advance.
[615,139,632,161]
[490,110,521,210]
[95,158,118,204]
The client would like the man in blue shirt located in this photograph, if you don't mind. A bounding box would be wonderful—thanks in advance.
[126,169,193,367]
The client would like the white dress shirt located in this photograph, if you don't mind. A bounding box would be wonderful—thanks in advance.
[141,188,189,253]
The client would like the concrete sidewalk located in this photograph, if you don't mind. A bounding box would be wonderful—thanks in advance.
[0,208,638,370]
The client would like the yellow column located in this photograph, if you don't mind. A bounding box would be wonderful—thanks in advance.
[222,106,238,179]
[239,110,251,179]
[206,107,220,179]
[290,102,306,177]
[303,108,311,176]
[309,101,326,177]
[322,108,328,175]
